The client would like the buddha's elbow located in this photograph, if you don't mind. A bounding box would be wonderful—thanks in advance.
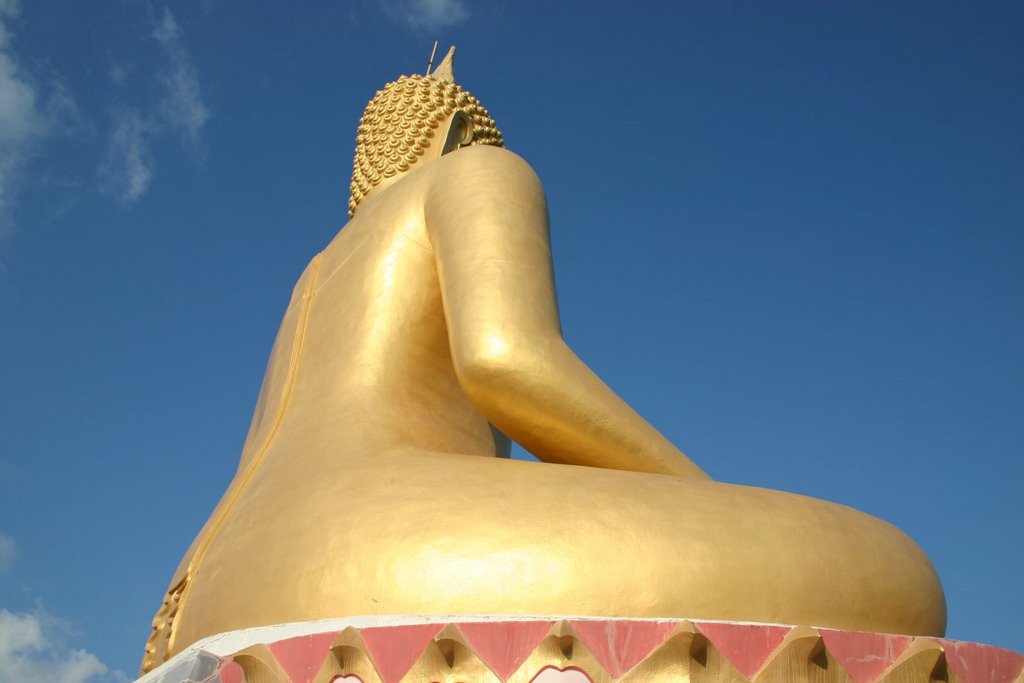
[453,337,541,412]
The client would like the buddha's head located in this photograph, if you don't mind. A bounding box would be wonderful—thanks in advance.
[348,47,504,217]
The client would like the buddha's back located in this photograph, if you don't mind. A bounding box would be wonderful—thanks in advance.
[147,159,514,661]
[240,173,510,477]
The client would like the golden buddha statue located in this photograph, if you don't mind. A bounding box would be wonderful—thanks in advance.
[141,48,945,673]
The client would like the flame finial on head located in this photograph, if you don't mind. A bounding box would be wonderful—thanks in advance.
[430,45,457,83]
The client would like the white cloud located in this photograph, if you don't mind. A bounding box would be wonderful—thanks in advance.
[0,534,14,573]
[0,55,39,141]
[98,6,211,204]
[98,107,154,203]
[0,0,78,234]
[0,610,126,683]
[152,7,210,151]
[382,0,470,31]
[0,1,40,235]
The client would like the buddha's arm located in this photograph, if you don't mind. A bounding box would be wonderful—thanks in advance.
[425,147,709,479]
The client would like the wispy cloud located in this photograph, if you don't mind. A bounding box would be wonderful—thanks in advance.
[98,107,154,203]
[109,63,127,87]
[0,0,19,43]
[381,0,470,31]
[152,8,210,152]
[0,0,78,235]
[99,6,210,204]
[0,609,127,683]
[0,533,14,573]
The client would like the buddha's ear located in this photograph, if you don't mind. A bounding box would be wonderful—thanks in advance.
[441,111,473,155]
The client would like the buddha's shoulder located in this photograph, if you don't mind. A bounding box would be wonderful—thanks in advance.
[340,147,543,233]
[431,145,541,183]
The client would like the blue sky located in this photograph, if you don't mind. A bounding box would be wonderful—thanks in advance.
[0,0,1021,679]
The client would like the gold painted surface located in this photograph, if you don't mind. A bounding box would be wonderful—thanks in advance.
[142,49,946,671]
